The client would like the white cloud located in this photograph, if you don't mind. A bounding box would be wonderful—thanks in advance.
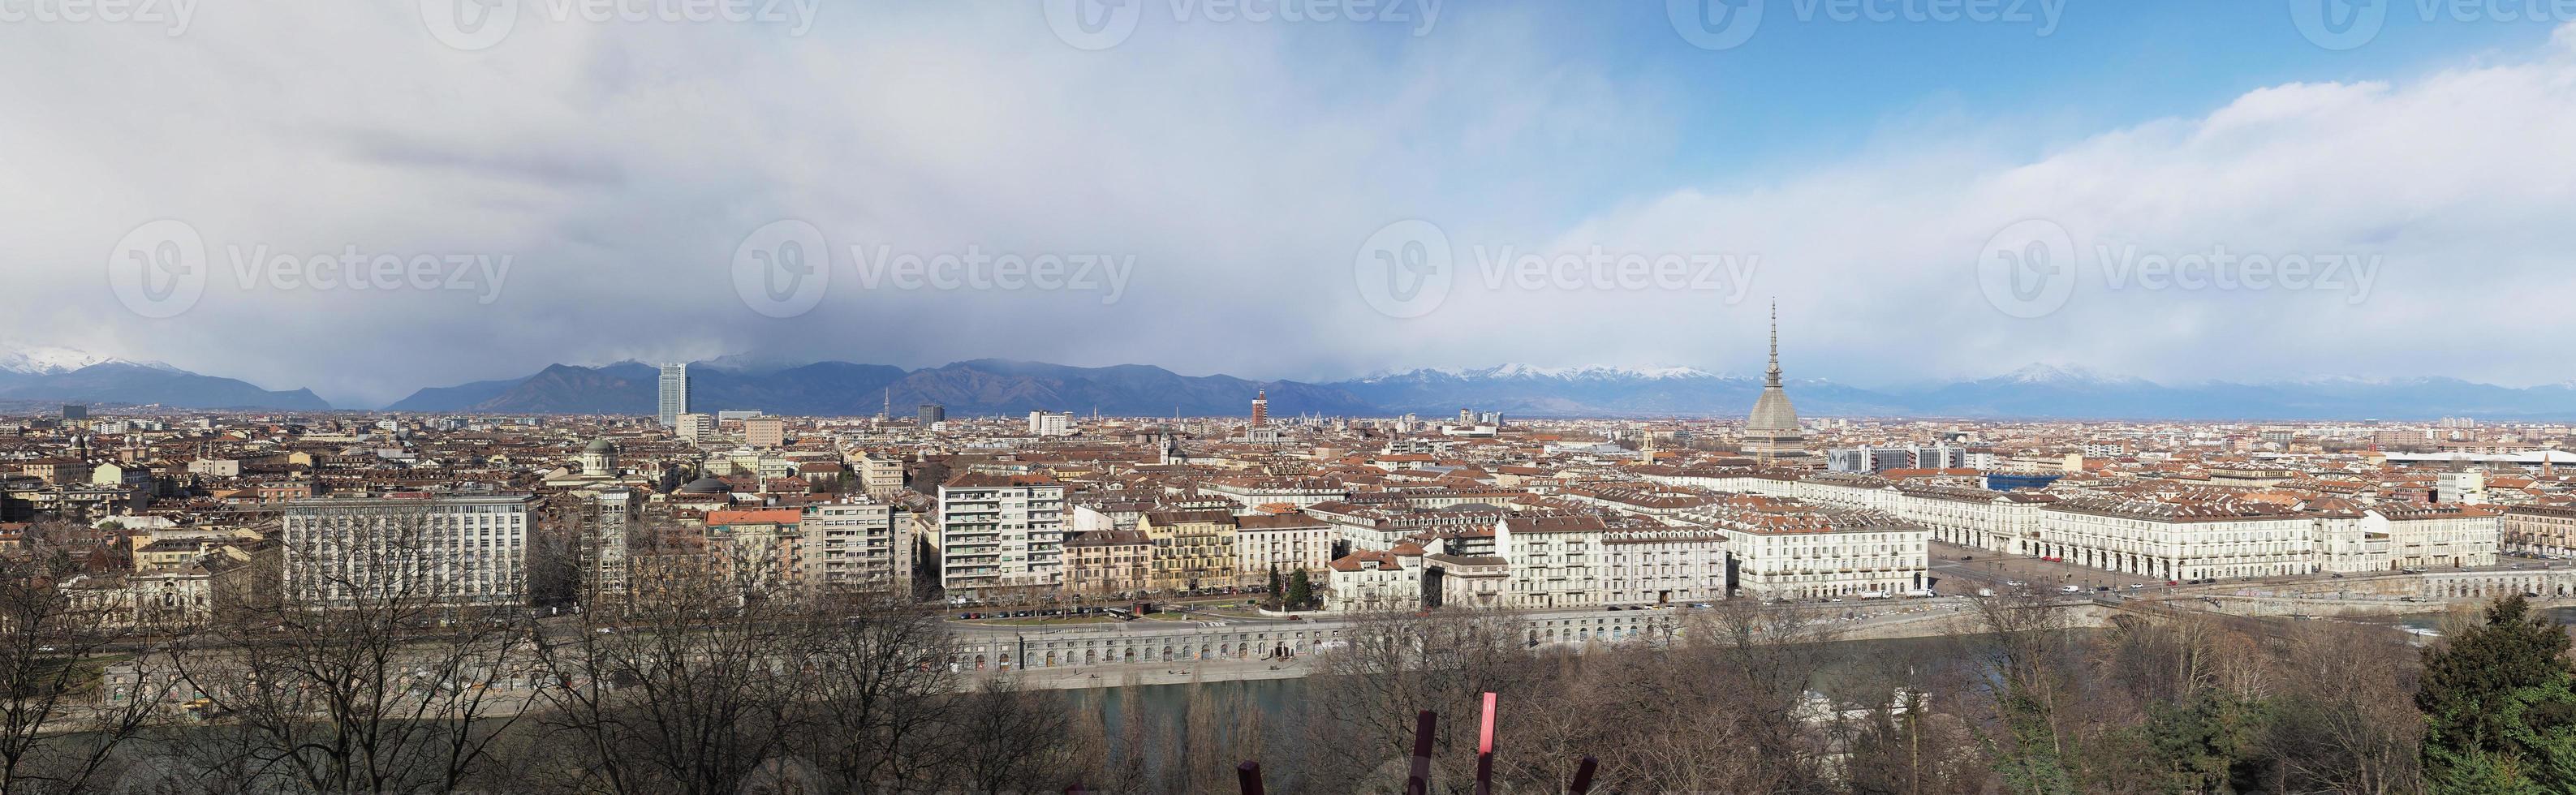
[5,6,2575,406]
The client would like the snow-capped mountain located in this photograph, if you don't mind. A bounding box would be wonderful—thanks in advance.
[0,346,114,376]
[0,344,325,410]
[1992,363,2152,386]
[1356,363,1729,383]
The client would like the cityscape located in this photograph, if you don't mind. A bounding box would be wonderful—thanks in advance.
[14,1,2576,793]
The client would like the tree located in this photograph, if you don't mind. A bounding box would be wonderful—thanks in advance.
[2417,595,2576,793]
[0,524,166,795]
[1285,569,1313,612]
[168,502,537,795]
[1266,565,1282,610]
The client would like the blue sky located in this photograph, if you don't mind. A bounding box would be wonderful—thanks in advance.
[6,1,2574,406]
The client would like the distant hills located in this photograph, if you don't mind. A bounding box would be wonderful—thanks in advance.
[386,359,2576,421]
[11,344,2576,420]
[0,360,330,411]
[386,359,1379,418]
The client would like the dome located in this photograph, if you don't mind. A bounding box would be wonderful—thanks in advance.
[1747,389,1800,432]
[583,438,617,454]
[679,476,730,494]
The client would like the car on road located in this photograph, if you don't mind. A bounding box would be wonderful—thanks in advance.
[2004,580,2027,587]
[2058,586,2083,595]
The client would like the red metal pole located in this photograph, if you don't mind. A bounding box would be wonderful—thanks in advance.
[1236,761,1265,795]
[1474,692,1497,795]
[1569,755,1599,794]
[1406,709,1437,795]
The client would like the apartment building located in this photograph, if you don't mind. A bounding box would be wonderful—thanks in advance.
[1234,514,1334,585]
[1599,525,1727,605]
[853,450,907,498]
[279,494,537,606]
[2505,503,2576,557]
[1699,498,1928,601]
[1895,484,2052,553]
[936,474,1067,598]
[1064,530,1152,596]
[802,501,915,595]
[703,509,805,595]
[2033,496,2314,581]
[1325,547,1422,613]
[2375,504,2502,569]
[1139,509,1238,591]
[1493,515,1608,610]
[745,418,786,449]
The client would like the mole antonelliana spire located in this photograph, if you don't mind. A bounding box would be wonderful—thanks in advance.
[1743,299,1808,462]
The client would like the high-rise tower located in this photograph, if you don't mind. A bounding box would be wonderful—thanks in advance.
[657,363,690,427]
[1250,389,1269,426]
[1742,300,1808,462]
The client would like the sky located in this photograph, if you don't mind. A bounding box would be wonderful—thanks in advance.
[2,0,2570,408]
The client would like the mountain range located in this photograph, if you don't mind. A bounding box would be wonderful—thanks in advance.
[11,346,2576,420]
[0,359,330,411]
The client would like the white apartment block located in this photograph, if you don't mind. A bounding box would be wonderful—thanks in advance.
[1198,478,1350,510]
[853,450,906,498]
[1493,515,1609,610]
[1027,411,1074,437]
[1599,526,1728,605]
[2375,505,2501,569]
[1894,485,2051,553]
[1697,498,1928,601]
[803,501,915,595]
[2033,496,2316,581]
[1234,514,1335,582]
[280,495,536,606]
[1325,548,1420,613]
[585,488,633,599]
[937,475,1067,598]
[676,413,716,445]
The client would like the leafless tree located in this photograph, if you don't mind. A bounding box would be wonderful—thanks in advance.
[523,524,808,795]
[165,501,538,794]
[0,523,167,795]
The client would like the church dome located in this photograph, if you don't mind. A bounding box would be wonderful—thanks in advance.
[583,438,617,454]
[679,476,730,494]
